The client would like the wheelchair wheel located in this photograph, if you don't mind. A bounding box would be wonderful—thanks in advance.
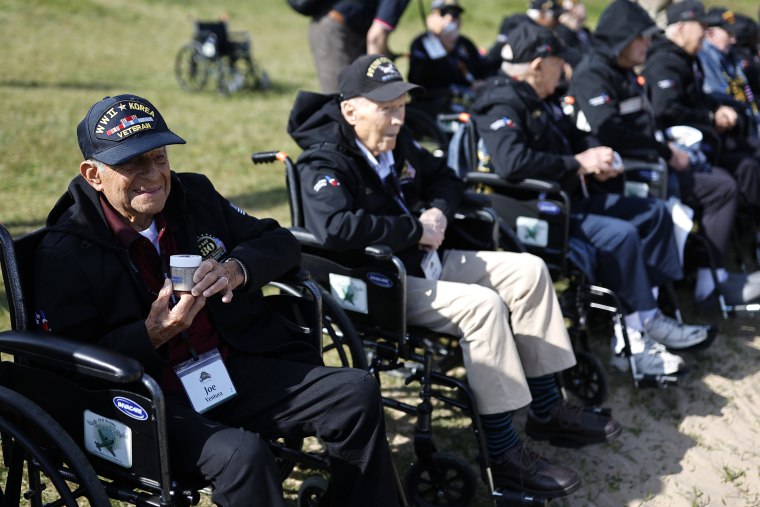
[560,350,608,406]
[319,288,369,370]
[217,55,255,94]
[404,452,476,507]
[0,386,110,506]
[297,475,328,507]
[175,43,211,92]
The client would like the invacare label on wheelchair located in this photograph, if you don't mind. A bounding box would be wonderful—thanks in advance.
[329,273,368,314]
[83,410,133,468]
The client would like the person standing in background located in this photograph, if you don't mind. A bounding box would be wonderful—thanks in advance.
[308,0,410,93]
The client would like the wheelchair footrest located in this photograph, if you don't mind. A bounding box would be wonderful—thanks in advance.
[635,373,680,389]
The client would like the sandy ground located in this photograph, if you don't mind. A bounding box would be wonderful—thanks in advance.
[371,313,760,507]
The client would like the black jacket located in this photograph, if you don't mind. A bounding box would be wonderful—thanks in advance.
[408,32,488,96]
[567,0,670,161]
[470,76,600,198]
[32,173,305,380]
[287,91,464,276]
[642,36,717,131]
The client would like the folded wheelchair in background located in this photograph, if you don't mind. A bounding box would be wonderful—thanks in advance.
[252,150,552,507]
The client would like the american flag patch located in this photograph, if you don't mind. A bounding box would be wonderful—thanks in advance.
[490,117,515,130]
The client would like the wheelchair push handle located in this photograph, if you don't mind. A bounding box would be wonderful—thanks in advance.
[251,151,289,165]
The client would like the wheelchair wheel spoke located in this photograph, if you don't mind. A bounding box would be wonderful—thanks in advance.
[0,387,110,506]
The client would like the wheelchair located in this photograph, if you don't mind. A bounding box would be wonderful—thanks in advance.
[252,150,570,507]
[0,222,348,506]
[175,20,271,95]
[445,114,686,398]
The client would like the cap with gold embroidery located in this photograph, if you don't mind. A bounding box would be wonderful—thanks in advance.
[338,55,423,102]
[77,94,185,165]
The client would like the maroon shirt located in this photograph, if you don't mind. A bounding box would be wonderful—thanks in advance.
[100,196,228,391]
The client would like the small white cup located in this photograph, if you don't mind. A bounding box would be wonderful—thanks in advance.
[170,255,202,292]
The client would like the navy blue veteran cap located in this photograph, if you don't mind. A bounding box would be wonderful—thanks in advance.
[77,94,185,165]
[666,0,715,25]
[501,22,569,63]
[338,55,423,102]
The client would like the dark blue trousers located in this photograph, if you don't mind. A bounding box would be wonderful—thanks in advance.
[570,193,682,314]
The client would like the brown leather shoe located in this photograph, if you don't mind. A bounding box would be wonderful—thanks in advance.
[525,401,622,447]
[490,443,581,497]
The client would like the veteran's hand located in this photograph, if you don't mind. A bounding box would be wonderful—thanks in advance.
[190,259,242,303]
[145,279,206,348]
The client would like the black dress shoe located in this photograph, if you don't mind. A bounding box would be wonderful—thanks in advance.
[525,401,623,447]
[491,443,581,497]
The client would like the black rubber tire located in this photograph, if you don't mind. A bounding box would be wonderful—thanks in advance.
[404,452,477,507]
[560,350,608,406]
[174,43,211,92]
[298,475,329,507]
[217,55,255,94]
[0,386,111,506]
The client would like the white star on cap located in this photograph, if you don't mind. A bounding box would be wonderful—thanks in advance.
[118,103,127,111]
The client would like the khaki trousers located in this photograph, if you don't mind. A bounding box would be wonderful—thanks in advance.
[406,250,575,414]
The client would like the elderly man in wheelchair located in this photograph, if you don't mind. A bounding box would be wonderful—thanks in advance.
[287,54,622,501]
[469,23,717,379]
[23,93,401,506]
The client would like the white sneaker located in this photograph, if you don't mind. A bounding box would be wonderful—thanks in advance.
[643,311,712,350]
[610,326,686,376]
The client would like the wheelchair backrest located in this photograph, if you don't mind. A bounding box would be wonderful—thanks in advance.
[447,117,571,275]
[194,20,232,55]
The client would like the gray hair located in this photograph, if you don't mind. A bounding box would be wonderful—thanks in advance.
[501,60,532,79]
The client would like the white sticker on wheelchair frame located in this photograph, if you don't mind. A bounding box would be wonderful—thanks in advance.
[329,273,369,314]
[516,216,548,248]
[83,410,133,468]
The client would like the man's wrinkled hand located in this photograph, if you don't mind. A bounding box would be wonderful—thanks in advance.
[145,279,206,348]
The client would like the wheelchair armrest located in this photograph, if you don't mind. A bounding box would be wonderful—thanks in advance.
[464,172,561,193]
[289,227,323,248]
[461,190,492,208]
[363,245,393,260]
[0,330,143,383]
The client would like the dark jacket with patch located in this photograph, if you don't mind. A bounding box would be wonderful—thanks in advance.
[287,91,464,276]
[642,36,717,132]
[470,76,602,198]
[567,0,673,161]
[32,173,305,381]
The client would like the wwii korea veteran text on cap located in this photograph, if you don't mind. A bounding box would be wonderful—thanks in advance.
[338,55,423,102]
[77,94,185,165]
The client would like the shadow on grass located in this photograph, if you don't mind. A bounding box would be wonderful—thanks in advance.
[0,79,122,91]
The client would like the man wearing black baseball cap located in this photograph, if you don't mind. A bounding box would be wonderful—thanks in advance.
[645,0,760,309]
[485,0,567,73]
[568,0,752,311]
[407,0,488,115]
[473,22,715,379]
[33,93,402,507]
[289,55,623,499]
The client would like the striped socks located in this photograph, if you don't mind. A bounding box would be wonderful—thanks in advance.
[527,374,562,420]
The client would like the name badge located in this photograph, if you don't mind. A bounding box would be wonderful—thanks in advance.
[619,96,643,115]
[421,33,447,60]
[421,250,442,280]
[174,348,237,413]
